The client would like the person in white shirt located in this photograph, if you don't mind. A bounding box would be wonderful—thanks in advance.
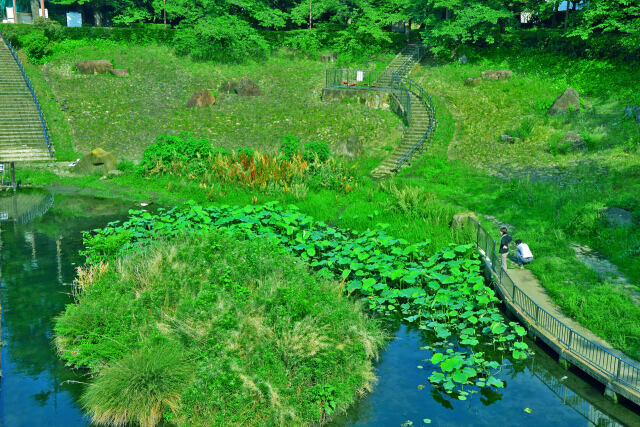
[515,240,533,268]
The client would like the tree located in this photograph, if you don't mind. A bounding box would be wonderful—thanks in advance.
[411,0,512,55]
[569,0,640,54]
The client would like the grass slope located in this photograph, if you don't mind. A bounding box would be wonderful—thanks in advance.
[28,41,400,160]
[55,232,385,426]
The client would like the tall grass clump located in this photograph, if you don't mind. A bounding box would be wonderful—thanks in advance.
[81,342,192,427]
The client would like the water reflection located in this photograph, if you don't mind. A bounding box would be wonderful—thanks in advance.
[0,191,132,426]
[331,325,639,426]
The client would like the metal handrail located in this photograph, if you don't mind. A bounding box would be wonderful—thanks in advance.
[467,217,640,393]
[0,32,54,158]
[324,43,437,173]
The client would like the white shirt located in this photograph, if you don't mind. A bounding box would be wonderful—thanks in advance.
[516,243,533,259]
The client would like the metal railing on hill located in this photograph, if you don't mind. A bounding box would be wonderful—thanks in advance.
[324,43,436,173]
[0,31,54,158]
[467,217,640,394]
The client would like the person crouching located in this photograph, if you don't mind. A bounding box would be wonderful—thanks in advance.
[515,240,533,268]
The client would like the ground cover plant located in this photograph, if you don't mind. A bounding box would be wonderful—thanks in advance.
[65,202,530,407]
[55,231,386,426]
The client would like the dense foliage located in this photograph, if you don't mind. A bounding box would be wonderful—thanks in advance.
[56,231,385,425]
[33,0,640,60]
[77,202,529,401]
[140,134,356,196]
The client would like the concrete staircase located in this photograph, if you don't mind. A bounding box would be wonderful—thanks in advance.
[370,46,435,179]
[0,36,52,162]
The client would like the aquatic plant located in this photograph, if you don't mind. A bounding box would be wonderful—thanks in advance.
[80,202,530,397]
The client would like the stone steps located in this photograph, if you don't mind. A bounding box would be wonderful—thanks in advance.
[0,36,53,162]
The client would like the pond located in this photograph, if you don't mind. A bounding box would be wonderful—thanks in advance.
[0,190,638,426]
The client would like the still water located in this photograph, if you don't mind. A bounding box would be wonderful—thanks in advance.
[0,190,638,426]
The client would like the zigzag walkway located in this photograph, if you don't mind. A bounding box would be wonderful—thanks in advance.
[324,44,436,178]
[0,35,52,162]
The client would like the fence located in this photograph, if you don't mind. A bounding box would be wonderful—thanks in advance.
[0,30,54,158]
[467,217,640,394]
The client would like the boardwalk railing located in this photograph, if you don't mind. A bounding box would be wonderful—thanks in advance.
[467,217,640,394]
[0,31,54,158]
[324,43,436,173]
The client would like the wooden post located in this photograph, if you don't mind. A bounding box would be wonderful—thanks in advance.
[10,162,16,192]
[163,0,166,29]
[12,0,17,23]
[308,0,312,30]
[40,0,45,17]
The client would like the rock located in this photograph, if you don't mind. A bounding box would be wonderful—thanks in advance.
[548,88,580,115]
[75,60,113,74]
[464,77,482,87]
[500,134,520,144]
[319,52,338,63]
[559,131,585,152]
[186,90,216,108]
[481,69,513,81]
[72,148,117,175]
[220,80,239,94]
[109,68,129,77]
[219,78,263,96]
[458,54,468,65]
[237,77,263,96]
[334,136,363,159]
[624,105,640,122]
[601,207,633,227]
[108,169,124,177]
[451,212,478,229]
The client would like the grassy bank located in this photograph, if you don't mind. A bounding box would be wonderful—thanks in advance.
[55,231,386,425]
[22,40,399,161]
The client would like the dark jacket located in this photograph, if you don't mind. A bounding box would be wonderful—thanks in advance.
[499,234,512,254]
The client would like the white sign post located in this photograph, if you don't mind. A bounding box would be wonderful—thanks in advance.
[356,70,364,82]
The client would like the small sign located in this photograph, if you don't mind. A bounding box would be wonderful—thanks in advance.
[0,212,7,221]
[0,164,4,173]
[356,70,364,82]
[67,12,82,27]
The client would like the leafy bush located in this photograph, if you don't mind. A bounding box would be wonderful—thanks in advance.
[22,30,52,63]
[174,15,269,63]
[304,141,331,162]
[284,29,323,53]
[139,133,211,173]
[278,134,300,160]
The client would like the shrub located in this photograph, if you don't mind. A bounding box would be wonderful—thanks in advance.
[284,29,323,53]
[22,30,52,63]
[174,15,269,63]
[139,134,212,173]
[304,141,331,162]
[278,134,300,160]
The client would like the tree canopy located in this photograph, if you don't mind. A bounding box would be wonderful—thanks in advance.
[45,0,640,58]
